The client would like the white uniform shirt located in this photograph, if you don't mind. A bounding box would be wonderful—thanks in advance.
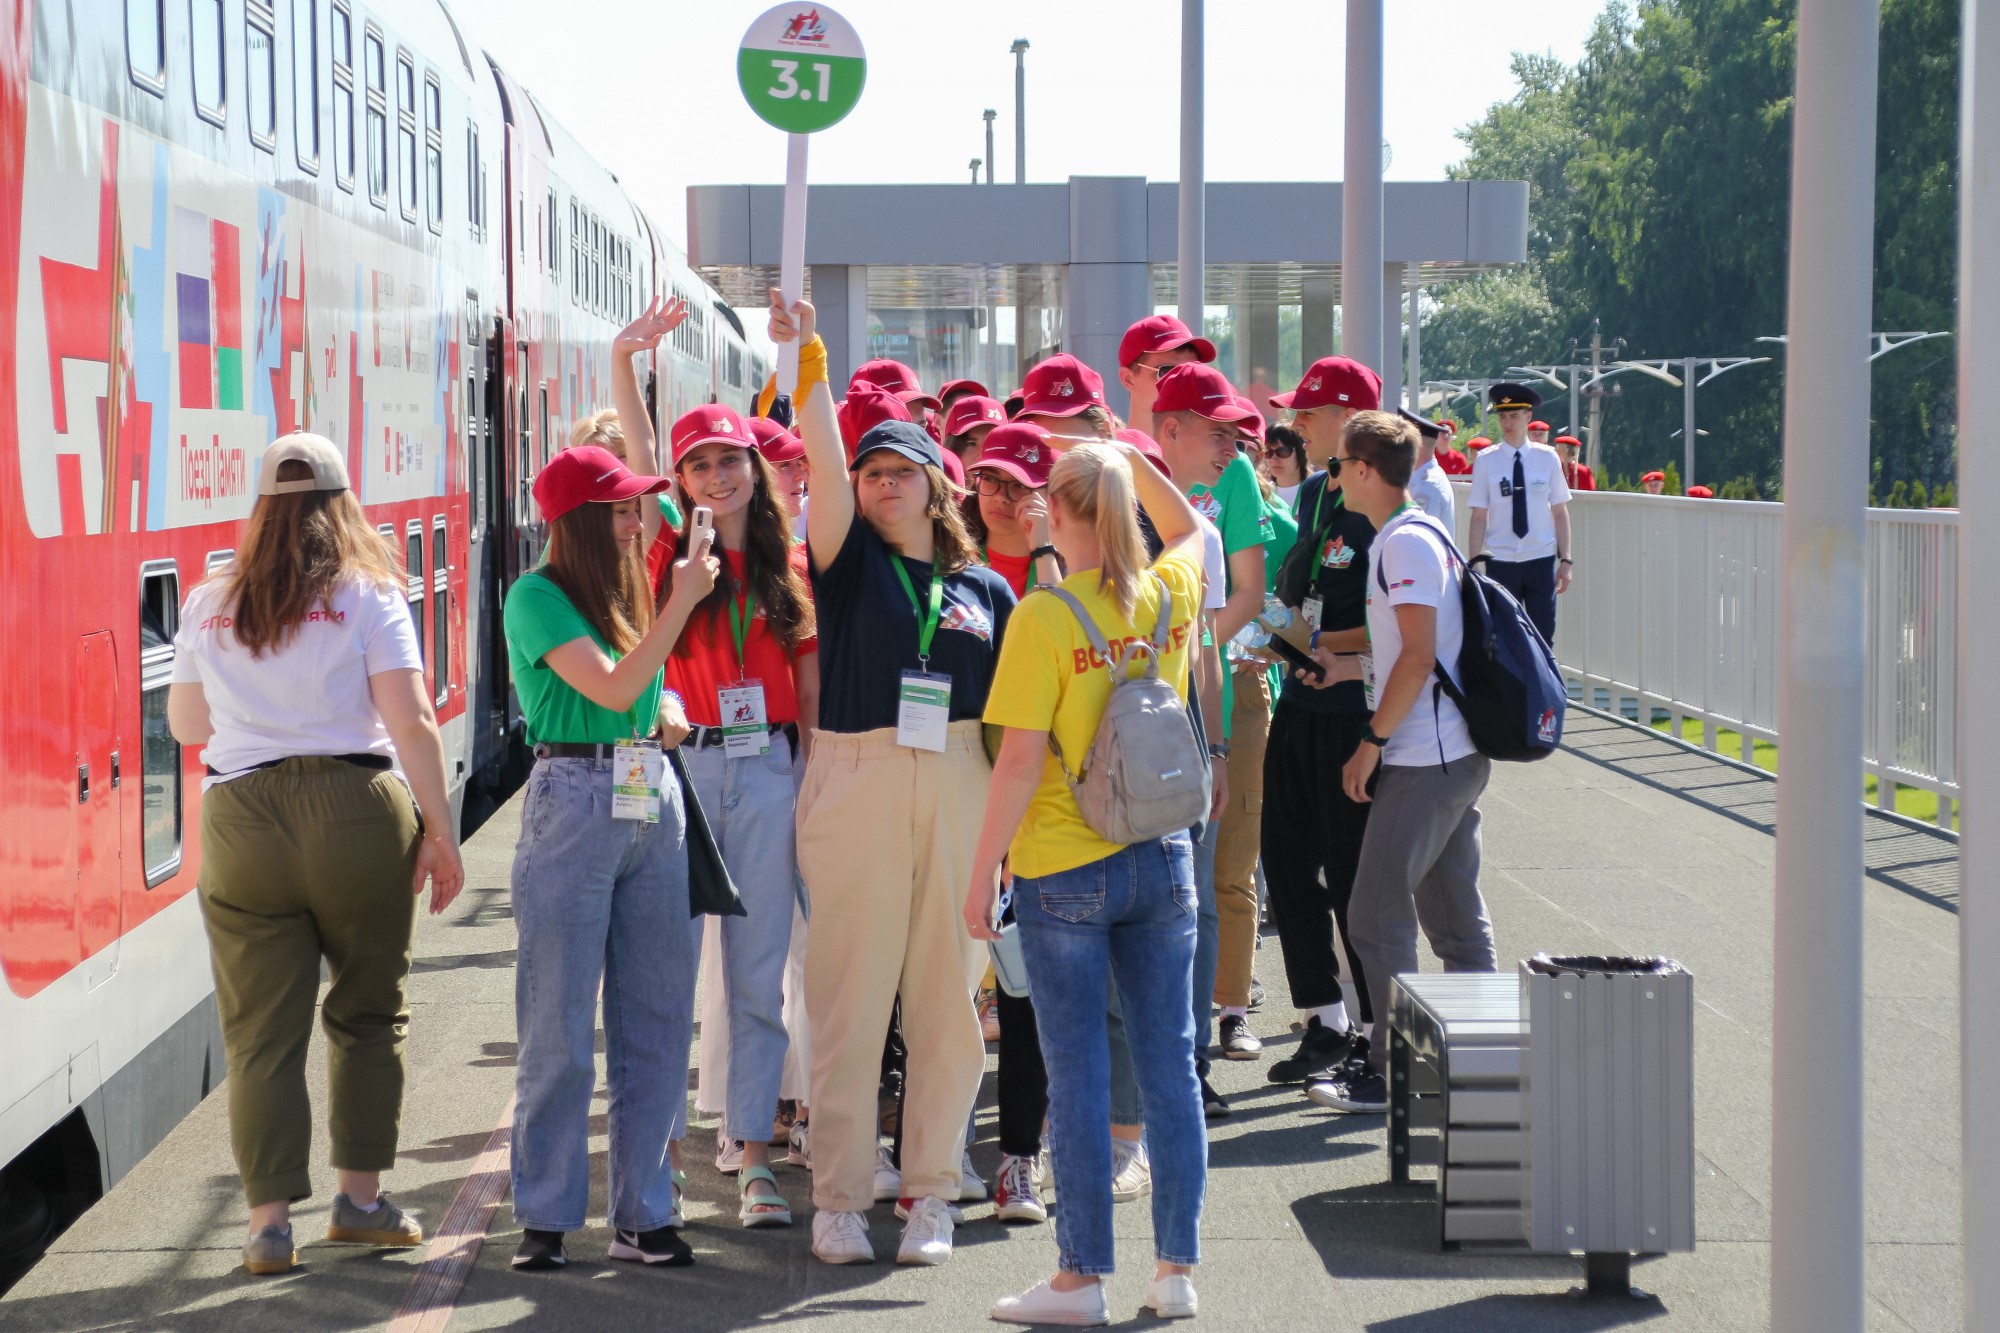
[1409,457,1456,531]
[172,572,423,785]
[1467,440,1571,561]
[1364,511,1477,767]
[1195,512,1228,612]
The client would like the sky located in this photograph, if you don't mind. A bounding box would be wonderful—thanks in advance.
[460,0,1612,254]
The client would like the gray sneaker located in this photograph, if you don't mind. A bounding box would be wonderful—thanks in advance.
[243,1223,296,1275]
[326,1191,423,1247]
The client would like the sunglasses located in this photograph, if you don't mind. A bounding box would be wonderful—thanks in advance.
[1139,360,1181,378]
[1266,441,1299,459]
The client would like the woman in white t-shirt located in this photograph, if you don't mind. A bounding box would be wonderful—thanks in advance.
[168,433,463,1278]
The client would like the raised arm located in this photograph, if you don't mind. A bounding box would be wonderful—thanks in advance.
[1110,435,1204,557]
[611,296,691,547]
[769,289,852,572]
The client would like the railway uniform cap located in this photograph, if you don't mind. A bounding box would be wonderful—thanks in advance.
[1018,354,1107,418]
[1529,419,1552,432]
[850,419,946,473]
[1397,408,1443,440]
[1467,436,1494,451]
[1152,363,1255,422]
[851,359,941,412]
[1685,484,1714,498]
[1118,313,1217,367]
[747,415,805,464]
[1116,426,1174,479]
[969,423,1056,489]
[939,377,990,402]
[1270,357,1381,412]
[1232,396,1267,442]
[1642,470,1666,483]
[533,444,669,522]
[837,382,913,459]
[1488,381,1543,412]
[942,394,1008,439]
[259,432,349,494]
[668,403,750,464]
[1553,434,1583,449]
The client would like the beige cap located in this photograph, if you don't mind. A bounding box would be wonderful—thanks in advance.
[258,432,349,494]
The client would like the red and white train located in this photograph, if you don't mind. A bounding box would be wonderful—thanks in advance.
[0,0,761,1269]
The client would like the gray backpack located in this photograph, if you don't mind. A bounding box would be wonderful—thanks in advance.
[1044,576,1213,845]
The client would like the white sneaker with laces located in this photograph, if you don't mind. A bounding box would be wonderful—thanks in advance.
[1034,1147,1054,1194]
[991,1277,1110,1327]
[871,1143,901,1201]
[714,1125,744,1176]
[1144,1272,1199,1318]
[959,1150,987,1202]
[810,1209,873,1265]
[787,1118,812,1169]
[896,1196,954,1266]
[893,1196,966,1224]
[1110,1137,1152,1204]
[993,1153,1048,1224]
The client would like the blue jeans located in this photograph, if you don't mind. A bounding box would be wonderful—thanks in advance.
[510,757,695,1233]
[1015,834,1206,1275]
[1191,817,1220,1076]
[684,739,800,1140]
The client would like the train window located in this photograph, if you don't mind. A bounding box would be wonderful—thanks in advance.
[405,524,425,662]
[191,0,225,126]
[570,202,581,303]
[293,0,320,171]
[432,518,448,706]
[331,2,353,190]
[127,0,166,94]
[547,189,558,275]
[139,562,183,887]
[396,52,417,222]
[465,372,482,537]
[425,74,443,234]
[364,30,387,206]
[466,121,481,236]
[246,4,277,150]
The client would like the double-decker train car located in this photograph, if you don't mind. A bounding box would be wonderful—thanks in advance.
[0,0,761,1273]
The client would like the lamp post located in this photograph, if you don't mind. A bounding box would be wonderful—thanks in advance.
[983,109,996,185]
[1611,356,1771,486]
[969,158,981,184]
[1179,0,1204,331]
[1011,40,1029,185]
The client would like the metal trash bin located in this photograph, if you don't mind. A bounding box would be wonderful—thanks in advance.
[1519,954,1694,1294]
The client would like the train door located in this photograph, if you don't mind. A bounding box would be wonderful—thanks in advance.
[72,632,122,988]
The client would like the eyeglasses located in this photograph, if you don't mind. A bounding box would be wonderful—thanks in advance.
[974,474,1037,503]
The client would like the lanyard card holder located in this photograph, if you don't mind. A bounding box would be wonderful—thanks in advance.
[898,670,952,752]
[719,679,769,757]
[611,741,664,822]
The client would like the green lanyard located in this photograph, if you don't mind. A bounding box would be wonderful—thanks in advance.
[1308,483,1341,580]
[890,556,945,665]
[982,544,1038,591]
[727,587,757,679]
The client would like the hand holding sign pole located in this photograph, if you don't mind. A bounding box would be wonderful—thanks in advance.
[739,6,867,389]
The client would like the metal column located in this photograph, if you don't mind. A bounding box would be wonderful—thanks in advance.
[1178,0,1205,333]
[1962,0,2000,1325]
[1771,1,1877,1330]
[1407,287,1422,411]
[1340,0,1383,373]
[1682,357,1698,486]
[1378,263,1404,407]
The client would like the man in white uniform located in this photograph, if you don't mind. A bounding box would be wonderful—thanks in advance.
[1465,383,1572,644]
[1399,409,1456,530]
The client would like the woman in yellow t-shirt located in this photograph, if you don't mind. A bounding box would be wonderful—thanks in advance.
[967,440,1210,1326]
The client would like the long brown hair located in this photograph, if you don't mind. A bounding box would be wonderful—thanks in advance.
[543,500,652,654]
[223,459,402,657]
[916,462,981,576]
[664,449,815,653]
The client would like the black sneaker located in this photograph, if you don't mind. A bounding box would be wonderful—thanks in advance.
[1305,1061,1389,1113]
[511,1228,567,1271]
[1266,1016,1356,1085]
[1218,1014,1263,1060]
[1199,1074,1232,1120]
[609,1225,695,1266]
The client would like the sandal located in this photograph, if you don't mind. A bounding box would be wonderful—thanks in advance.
[737,1165,792,1229]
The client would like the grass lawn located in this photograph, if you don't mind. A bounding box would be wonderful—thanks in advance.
[1646,715,1956,831]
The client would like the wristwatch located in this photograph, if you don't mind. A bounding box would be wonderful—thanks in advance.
[1359,727,1388,748]
[1208,742,1231,761]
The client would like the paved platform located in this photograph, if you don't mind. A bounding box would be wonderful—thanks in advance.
[0,709,1962,1331]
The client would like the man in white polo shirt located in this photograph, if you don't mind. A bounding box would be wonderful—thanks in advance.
[1465,382,1572,643]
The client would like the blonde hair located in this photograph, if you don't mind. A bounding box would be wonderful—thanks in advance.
[1048,443,1147,621]
[223,459,402,657]
[570,408,626,458]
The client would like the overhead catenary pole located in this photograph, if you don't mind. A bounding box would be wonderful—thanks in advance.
[1012,40,1029,185]
[1682,356,1698,484]
[1771,0,1876,1328]
[1179,0,1204,332]
[1341,0,1384,373]
[983,109,996,185]
[1962,0,2000,1325]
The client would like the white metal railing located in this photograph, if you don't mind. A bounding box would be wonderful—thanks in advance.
[1448,485,1959,829]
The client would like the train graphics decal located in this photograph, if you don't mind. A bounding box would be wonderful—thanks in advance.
[16,84,460,539]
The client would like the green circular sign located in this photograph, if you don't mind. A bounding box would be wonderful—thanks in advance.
[738,5,867,135]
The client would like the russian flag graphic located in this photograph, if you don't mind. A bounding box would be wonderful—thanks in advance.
[174,205,243,411]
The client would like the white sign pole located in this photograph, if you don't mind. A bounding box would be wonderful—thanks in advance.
[779,132,809,388]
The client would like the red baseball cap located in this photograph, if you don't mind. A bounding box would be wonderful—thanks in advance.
[938,377,989,402]
[837,383,913,460]
[533,444,669,522]
[1118,313,1217,367]
[747,415,804,464]
[1116,426,1173,479]
[1231,396,1266,442]
[968,423,1056,488]
[1018,354,1107,418]
[1438,418,1458,433]
[669,403,751,465]
[940,445,968,488]
[1552,434,1582,449]
[1529,419,1551,432]
[1270,356,1381,412]
[1685,484,1714,498]
[1642,470,1666,482]
[943,395,1008,439]
[1152,364,1254,422]
[851,359,940,412]
[1468,436,1494,451]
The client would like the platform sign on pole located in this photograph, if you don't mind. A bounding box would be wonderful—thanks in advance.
[738,6,867,387]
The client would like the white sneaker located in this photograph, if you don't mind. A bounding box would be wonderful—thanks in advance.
[993,1153,1048,1224]
[959,1150,987,1202]
[896,1196,953,1266]
[810,1209,873,1265]
[894,1195,965,1224]
[991,1277,1109,1327]
[1144,1272,1199,1318]
[1034,1146,1054,1194]
[871,1143,901,1201]
[714,1125,744,1176]
[787,1118,812,1169]
[1110,1137,1152,1204]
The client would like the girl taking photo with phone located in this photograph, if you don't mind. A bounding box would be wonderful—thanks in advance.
[503,444,718,1274]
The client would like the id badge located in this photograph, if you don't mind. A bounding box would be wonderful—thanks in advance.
[719,680,770,758]
[1302,594,1324,632]
[612,742,664,822]
[1361,652,1378,709]
[897,671,953,752]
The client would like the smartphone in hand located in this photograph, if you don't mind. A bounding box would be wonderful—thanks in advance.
[690,504,715,553]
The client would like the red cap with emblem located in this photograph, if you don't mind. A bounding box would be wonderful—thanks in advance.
[1152,364,1254,422]
[669,404,750,465]
[943,395,1008,439]
[851,359,940,412]
[532,445,669,522]
[1269,356,1381,412]
[1529,419,1551,432]
[1117,313,1218,367]
[968,423,1055,488]
[747,415,804,464]
[1231,396,1266,441]
[837,383,913,460]
[1116,427,1173,479]
[1018,354,1107,418]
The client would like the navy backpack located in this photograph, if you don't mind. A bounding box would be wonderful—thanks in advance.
[1375,516,1567,762]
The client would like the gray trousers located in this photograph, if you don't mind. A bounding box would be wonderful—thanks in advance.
[1347,755,1498,1069]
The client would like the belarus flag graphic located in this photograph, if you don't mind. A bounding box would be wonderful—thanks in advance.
[174,205,243,411]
